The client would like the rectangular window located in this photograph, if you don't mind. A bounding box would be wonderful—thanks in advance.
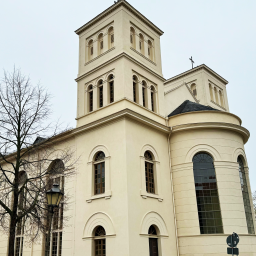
[139,41,142,50]
[130,35,133,44]
[133,82,136,102]
[95,239,106,256]
[111,34,114,43]
[148,47,150,56]
[99,86,103,108]
[94,162,105,195]
[89,91,93,112]
[91,46,93,55]
[145,162,155,194]
[100,41,103,50]
[151,92,154,112]
[142,87,146,107]
[109,81,114,103]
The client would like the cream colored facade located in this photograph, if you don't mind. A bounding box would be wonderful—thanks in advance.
[1,1,256,256]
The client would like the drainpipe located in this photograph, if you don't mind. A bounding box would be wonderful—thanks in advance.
[167,122,180,256]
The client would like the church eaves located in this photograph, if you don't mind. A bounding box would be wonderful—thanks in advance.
[74,0,164,36]
[168,100,218,117]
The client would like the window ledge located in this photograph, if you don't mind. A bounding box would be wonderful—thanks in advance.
[84,47,115,66]
[86,190,112,203]
[130,47,156,66]
[140,190,163,202]
[210,100,226,110]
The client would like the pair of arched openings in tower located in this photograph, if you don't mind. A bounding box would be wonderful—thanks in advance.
[92,225,160,256]
[192,152,254,235]
[92,150,156,196]
[14,160,65,256]
[88,27,114,61]
[209,84,224,107]
[133,76,156,112]
[130,27,154,61]
[88,75,114,113]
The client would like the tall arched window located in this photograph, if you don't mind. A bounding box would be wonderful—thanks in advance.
[88,85,93,112]
[98,34,103,55]
[130,27,135,48]
[191,83,197,98]
[139,34,144,55]
[94,226,106,256]
[144,151,155,194]
[142,80,147,108]
[108,27,114,49]
[193,153,223,234]
[133,75,138,103]
[219,90,224,107]
[88,40,94,61]
[150,86,155,112]
[15,171,28,256]
[98,80,103,108]
[237,156,255,234]
[148,40,153,61]
[209,84,214,101]
[108,75,114,103]
[94,152,105,195]
[45,160,65,256]
[148,225,159,256]
[214,87,219,104]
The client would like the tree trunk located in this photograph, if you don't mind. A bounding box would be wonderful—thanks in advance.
[8,214,16,256]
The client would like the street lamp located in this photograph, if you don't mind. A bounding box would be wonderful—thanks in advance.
[45,184,63,256]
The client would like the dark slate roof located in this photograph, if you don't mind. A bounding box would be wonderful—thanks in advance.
[168,100,218,117]
[33,136,46,145]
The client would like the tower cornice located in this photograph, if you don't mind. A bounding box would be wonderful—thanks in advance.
[74,0,164,36]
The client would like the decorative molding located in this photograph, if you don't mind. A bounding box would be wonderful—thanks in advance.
[76,52,165,82]
[210,100,226,111]
[164,64,228,86]
[85,21,114,41]
[84,47,115,66]
[130,47,156,65]
[75,0,164,36]
[172,122,250,143]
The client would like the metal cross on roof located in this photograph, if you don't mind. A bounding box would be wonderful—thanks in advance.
[189,56,194,69]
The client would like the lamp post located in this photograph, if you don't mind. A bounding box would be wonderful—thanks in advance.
[45,184,63,256]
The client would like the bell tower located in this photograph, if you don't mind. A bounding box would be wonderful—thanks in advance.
[75,0,165,128]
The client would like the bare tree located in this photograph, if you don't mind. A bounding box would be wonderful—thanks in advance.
[0,68,75,256]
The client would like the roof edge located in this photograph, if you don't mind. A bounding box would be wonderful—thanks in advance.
[75,0,164,36]
[164,64,228,85]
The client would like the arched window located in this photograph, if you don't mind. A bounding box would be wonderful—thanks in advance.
[219,90,224,107]
[94,226,106,256]
[98,80,104,108]
[133,76,138,103]
[45,160,65,256]
[108,75,114,104]
[191,83,197,98]
[148,225,159,256]
[193,153,223,234]
[209,84,214,101]
[88,40,94,61]
[237,156,255,234]
[214,87,219,104]
[98,34,103,55]
[150,86,155,112]
[15,171,28,256]
[148,40,153,61]
[142,80,147,108]
[144,151,155,194]
[108,27,114,49]
[88,85,93,112]
[139,34,144,55]
[130,27,135,48]
[94,152,105,195]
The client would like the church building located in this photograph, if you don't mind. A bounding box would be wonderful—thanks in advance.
[3,0,256,256]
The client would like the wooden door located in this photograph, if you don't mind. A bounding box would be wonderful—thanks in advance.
[149,238,158,256]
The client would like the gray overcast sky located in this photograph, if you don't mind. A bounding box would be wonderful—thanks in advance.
[1,0,256,190]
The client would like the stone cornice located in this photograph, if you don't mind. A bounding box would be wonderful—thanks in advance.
[75,52,165,82]
[172,122,250,143]
[164,64,228,85]
[75,0,164,36]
